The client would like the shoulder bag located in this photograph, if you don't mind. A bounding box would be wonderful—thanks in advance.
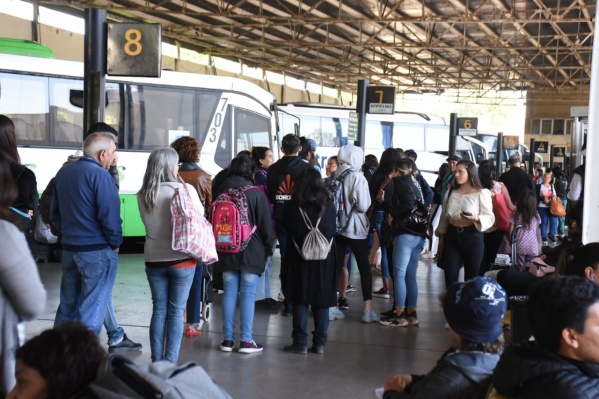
[549,184,566,217]
[399,185,430,237]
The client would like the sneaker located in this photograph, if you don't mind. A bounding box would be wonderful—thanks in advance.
[420,250,434,259]
[380,313,408,327]
[184,327,201,337]
[219,340,234,352]
[372,288,390,299]
[346,284,357,293]
[239,340,263,354]
[549,236,557,243]
[338,297,349,310]
[277,290,285,301]
[542,241,549,247]
[283,344,308,354]
[405,311,419,326]
[380,308,396,321]
[310,345,324,354]
[361,309,380,323]
[329,306,345,320]
[256,298,284,310]
[108,334,142,353]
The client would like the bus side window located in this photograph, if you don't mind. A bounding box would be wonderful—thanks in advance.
[234,109,271,155]
[50,78,84,148]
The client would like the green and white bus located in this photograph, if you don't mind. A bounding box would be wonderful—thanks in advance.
[0,39,278,236]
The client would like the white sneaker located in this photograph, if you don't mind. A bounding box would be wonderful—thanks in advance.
[277,290,285,301]
[420,250,434,259]
[329,307,345,321]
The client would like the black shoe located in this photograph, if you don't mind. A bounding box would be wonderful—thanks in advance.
[338,297,349,310]
[108,334,142,353]
[380,308,396,321]
[310,345,324,354]
[549,236,557,243]
[283,344,308,354]
[256,298,284,310]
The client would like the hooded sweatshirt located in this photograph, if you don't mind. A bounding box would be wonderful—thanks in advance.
[335,145,371,239]
[493,343,599,399]
[384,349,500,399]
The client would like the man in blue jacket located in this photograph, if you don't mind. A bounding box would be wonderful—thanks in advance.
[51,132,123,336]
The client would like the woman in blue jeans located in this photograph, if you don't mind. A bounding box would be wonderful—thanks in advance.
[214,155,275,353]
[537,172,558,244]
[380,159,426,327]
[137,148,201,362]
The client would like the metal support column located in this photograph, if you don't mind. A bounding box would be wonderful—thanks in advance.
[496,132,504,177]
[356,80,368,148]
[528,139,536,176]
[83,8,107,137]
[448,113,457,157]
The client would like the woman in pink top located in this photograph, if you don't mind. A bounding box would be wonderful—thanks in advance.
[536,173,558,245]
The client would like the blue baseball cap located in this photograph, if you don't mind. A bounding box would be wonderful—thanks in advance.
[306,138,317,152]
[444,277,507,343]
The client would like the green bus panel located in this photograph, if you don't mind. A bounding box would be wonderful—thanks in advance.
[120,194,146,237]
[0,38,55,58]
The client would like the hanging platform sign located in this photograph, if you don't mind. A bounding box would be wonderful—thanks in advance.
[107,23,162,77]
[347,111,359,141]
[534,141,549,154]
[366,86,396,114]
[457,117,478,136]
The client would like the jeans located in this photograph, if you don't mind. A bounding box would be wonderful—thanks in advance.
[222,270,259,342]
[54,248,118,336]
[441,225,484,288]
[392,234,425,309]
[292,304,329,347]
[372,210,390,279]
[146,266,195,363]
[186,262,205,324]
[255,256,272,301]
[335,235,372,301]
[557,199,567,235]
[104,301,124,346]
[538,207,558,239]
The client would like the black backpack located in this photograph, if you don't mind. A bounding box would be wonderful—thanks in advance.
[323,169,352,232]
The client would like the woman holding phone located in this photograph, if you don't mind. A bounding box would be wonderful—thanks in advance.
[435,160,494,288]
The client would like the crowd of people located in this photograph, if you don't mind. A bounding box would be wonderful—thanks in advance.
[1,108,597,398]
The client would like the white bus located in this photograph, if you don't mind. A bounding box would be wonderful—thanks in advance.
[277,102,478,183]
[0,44,278,236]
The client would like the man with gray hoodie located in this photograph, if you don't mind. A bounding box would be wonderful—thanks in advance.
[333,144,378,323]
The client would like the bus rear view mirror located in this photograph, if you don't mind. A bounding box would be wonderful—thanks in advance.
[69,90,110,108]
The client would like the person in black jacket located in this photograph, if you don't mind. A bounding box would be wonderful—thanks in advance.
[266,134,310,316]
[0,115,37,231]
[498,155,534,206]
[216,155,275,353]
[493,275,599,399]
[283,168,337,354]
[380,159,427,326]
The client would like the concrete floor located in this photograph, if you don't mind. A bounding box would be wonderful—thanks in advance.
[28,253,456,399]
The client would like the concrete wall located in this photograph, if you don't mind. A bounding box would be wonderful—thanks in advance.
[524,90,590,165]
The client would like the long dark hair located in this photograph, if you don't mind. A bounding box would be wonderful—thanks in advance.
[228,154,255,183]
[0,115,20,164]
[456,160,483,189]
[376,148,398,176]
[295,168,332,219]
[478,159,495,190]
[513,189,537,228]
[0,157,19,226]
[250,146,271,168]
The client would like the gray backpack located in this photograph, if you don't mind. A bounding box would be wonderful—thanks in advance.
[293,208,333,261]
[81,355,232,399]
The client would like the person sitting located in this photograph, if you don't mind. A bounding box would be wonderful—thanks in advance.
[383,277,506,398]
[492,275,599,398]
[7,323,106,399]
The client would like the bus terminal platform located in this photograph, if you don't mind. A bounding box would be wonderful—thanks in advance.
[28,252,456,399]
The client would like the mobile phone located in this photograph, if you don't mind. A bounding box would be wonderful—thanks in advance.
[461,211,472,216]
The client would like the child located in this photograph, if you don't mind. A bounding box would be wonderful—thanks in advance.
[509,190,541,270]
[382,277,506,398]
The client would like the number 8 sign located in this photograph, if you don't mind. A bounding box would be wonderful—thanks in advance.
[107,23,162,77]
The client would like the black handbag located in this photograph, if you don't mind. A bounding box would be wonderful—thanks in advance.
[399,186,429,237]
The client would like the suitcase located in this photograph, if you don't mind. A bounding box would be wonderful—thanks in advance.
[491,225,522,271]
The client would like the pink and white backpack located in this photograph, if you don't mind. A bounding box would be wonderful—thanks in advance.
[210,186,257,253]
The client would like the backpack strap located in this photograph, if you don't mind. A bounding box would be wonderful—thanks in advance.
[299,208,320,229]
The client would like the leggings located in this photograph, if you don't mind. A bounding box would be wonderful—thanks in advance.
[335,235,372,301]
[441,225,484,288]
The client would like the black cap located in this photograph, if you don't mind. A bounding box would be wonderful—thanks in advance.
[446,155,460,162]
